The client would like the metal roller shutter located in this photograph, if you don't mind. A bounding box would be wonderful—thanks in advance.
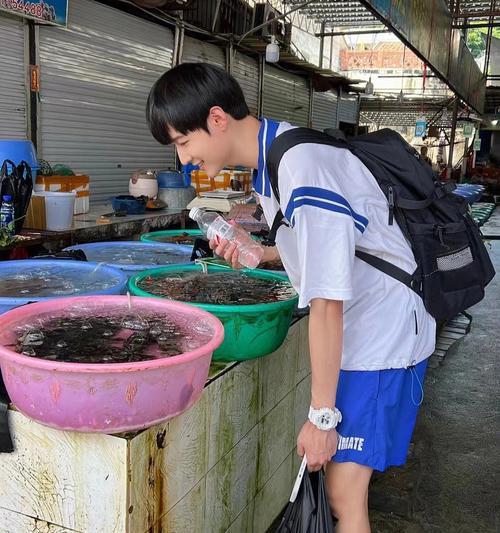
[263,65,310,126]
[232,52,259,116]
[312,91,338,131]
[338,97,359,125]
[38,0,175,204]
[181,36,225,67]
[0,14,27,138]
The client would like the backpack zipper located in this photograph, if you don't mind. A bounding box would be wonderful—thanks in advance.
[387,185,394,225]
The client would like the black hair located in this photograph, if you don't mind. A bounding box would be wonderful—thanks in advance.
[146,62,250,145]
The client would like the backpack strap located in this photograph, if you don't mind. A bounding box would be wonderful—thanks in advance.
[262,210,288,247]
[263,127,422,293]
[263,129,347,246]
[354,250,421,294]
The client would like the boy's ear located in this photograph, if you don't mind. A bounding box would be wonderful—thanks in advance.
[207,106,228,132]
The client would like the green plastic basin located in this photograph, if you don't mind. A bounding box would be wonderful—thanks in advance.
[128,264,298,362]
[140,229,203,245]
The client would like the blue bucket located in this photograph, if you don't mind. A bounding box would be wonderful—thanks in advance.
[0,139,40,171]
[0,260,128,314]
[64,241,193,274]
[156,170,187,188]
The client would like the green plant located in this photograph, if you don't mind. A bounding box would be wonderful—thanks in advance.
[0,215,25,248]
[0,221,16,247]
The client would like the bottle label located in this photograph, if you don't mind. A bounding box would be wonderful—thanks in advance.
[207,218,233,240]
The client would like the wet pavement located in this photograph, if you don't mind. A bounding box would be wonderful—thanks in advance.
[370,240,500,532]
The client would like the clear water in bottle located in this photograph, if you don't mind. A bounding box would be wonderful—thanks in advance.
[189,207,263,268]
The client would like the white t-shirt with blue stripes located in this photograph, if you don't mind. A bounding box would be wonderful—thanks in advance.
[254,118,436,371]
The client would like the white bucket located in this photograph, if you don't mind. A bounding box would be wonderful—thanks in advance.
[36,191,76,231]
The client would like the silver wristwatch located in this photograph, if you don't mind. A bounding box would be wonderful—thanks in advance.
[308,406,342,431]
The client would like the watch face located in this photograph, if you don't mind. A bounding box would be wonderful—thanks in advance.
[319,413,332,426]
[309,407,341,430]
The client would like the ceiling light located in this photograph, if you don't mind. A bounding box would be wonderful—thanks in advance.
[365,77,374,95]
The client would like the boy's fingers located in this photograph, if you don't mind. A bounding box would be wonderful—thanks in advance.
[223,243,237,264]
[215,238,229,256]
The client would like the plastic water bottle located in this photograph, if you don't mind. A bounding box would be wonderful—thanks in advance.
[0,195,15,237]
[189,207,263,269]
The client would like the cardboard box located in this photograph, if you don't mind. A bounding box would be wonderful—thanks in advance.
[35,175,90,214]
[24,194,46,230]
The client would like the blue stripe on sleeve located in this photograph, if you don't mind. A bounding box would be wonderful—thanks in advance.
[284,186,368,233]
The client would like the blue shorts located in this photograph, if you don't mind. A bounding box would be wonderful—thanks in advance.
[332,358,428,472]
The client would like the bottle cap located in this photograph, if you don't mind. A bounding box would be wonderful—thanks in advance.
[189,207,202,220]
[2,195,12,202]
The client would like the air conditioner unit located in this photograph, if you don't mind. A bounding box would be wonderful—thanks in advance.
[254,2,285,40]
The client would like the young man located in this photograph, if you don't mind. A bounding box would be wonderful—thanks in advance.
[147,62,436,533]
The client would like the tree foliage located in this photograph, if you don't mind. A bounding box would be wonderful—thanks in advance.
[467,27,500,59]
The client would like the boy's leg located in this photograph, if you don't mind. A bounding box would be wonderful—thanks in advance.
[325,460,373,533]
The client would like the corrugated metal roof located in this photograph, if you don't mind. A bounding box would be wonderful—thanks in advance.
[285,0,380,28]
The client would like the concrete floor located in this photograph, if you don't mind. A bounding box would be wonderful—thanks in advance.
[370,240,500,533]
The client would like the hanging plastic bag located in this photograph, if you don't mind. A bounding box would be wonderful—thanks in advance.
[0,159,33,232]
[277,456,335,533]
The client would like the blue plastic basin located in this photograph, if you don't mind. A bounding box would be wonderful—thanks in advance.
[0,260,128,314]
[0,140,40,171]
[64,241,193,273]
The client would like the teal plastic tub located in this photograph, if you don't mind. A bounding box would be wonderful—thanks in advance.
[140,229,203,245]
[128,264,298,362]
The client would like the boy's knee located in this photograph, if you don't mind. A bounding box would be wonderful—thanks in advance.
[327,483,367,519]
[326,464,371,519]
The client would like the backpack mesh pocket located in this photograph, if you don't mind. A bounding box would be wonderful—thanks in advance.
[437,246,473,271]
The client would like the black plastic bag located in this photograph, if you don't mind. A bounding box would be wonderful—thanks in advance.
[0,159,33,232]
[190,237,213,262]
[277,457,335,533]
[35,249,88,261]
[0,373,14,453]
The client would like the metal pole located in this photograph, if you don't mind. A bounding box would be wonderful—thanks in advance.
[212,0,223,33]
[226,39,234,74]
[329,34,334,70]
[447,98,459,180]
[354,93,361,136]
[258,54,265,118]
[316,29,389,37]
[336,86,342,129]
[308,77,314,128]
[319,21,325,68]
[461,136,469,181]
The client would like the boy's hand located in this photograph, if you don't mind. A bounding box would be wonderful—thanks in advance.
[297,421,338,471]
[209,236,245,269]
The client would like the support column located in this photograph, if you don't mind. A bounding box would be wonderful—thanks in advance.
[258,54,265,118]
[447,98,459,180]
[319,21,325,68]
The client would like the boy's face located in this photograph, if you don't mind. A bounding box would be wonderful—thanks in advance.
[168,108,231,178]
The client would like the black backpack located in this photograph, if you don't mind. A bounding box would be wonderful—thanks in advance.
[264,127,495,322]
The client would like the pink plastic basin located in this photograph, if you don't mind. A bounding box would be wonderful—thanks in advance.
[0,296,224,433]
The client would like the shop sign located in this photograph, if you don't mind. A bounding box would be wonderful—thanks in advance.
[463,123,474,138]
[0,0,68,27]
[415,116,427,137]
